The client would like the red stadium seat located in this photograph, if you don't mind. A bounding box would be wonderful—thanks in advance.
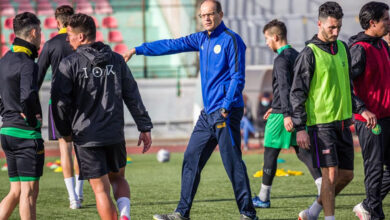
[1,34,5,44]
[50,31,58,39]
[54,0,71,6]
[96,31,104,42]
[17,3,34,14]
[44,17,57,29]
[0,3,15,16]
[40,32,45,44]
[102,16,118,28]
[76,2,93,14]
[108,30,123,43]
[37,3,54,16]
[4,17,13,29]
[9,33,15,44]
[95,1,113,14]
[92,16,99,28]
[113,44,128,55]
[1,45,9,57]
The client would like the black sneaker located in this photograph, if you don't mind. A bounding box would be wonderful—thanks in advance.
[153,212,190,220]
[240,214,259,220]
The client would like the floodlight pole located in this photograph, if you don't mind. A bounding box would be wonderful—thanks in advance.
[142,0,148,78]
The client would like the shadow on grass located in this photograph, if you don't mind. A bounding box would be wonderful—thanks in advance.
[133,193,365,206]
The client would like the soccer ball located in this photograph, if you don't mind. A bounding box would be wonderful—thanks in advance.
[157,149,170,163]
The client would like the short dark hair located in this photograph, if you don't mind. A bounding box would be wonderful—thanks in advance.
[263,19,287,40]
[319,1,344,20]
[13,12,41,38]
[55,5,74,27]
[359,1,389,30]
[68,13,96,41]
[200,0,222,13]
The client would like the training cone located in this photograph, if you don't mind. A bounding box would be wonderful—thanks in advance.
[50,164,59,169]
[287,170,303,176]
[253,170,263,177]
[275,168,289,176]
[54,166,63,173]
[1,164,8,171]
[127,156,132,164]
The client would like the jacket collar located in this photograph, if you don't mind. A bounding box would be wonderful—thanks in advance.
[207,21,227,38]
[11,37,38,59]
[58,27,67,34]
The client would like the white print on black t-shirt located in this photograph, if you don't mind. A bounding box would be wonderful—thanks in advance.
[82,65,116,78]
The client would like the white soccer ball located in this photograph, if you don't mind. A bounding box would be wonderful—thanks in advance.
[157,149,170,163]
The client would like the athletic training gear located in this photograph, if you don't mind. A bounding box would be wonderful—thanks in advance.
[52,42,153,147]
[290,35,366,132]
[1,135,44,179]
[308,120,354,169]
[350,32,390,220]
[135,21,246,114]
[252,196,270,208]
[0,38,44,181]
[74,142,127,180]
[264,113,296,149]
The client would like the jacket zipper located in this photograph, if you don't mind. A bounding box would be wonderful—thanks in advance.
[205,35,211,108]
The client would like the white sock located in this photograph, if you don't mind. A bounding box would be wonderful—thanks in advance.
[315,177,322,196]
[308,200,322,217]
[64,177,78,201]
[117,197,130,218]
[75,175,84,200]
[258,184,271,201]
[324,216,335,220]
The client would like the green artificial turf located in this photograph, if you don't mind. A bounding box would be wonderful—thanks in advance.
[0,152,389,219]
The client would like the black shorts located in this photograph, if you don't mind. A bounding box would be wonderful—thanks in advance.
[308,121,354,170]
[48,103,62,140]
[74,142,127,180]
[1,135,44,181]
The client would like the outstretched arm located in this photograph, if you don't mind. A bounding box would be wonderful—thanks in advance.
[123,32,202,62]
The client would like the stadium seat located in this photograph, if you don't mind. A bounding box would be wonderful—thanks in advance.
[9,33,15,44]
[108,30,123,43]
[4,17,13,29]
[37,3,54,16]
[17,3,34,14]
[1,45,9,57]
[92,16,99,28]
[95,1,113,14]
[102,16,118,28]
[0,3,15,16]
[1,34,5,44]
[50,31,58,39]
[96,31,104,42]
[44,17,57,29]
[76,2,93,14]
[54,0,71,6]
[41,33,46,44]
[113,43,128,54]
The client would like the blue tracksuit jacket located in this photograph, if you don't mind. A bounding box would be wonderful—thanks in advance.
[135,21,246,114]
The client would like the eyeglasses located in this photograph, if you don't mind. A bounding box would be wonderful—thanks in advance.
[198,11,217,19]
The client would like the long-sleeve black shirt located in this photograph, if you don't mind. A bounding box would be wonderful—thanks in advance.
[52,42,153,147]
[271,46,299,117]
[0,38,42,132]
[37,33,73,89]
